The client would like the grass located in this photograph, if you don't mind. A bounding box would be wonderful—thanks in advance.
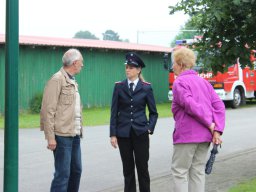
[1,100,256,128]
[228,178,256,192]
[0,102,172,128]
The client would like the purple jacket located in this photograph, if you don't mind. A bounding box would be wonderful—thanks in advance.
[172,70,225,144]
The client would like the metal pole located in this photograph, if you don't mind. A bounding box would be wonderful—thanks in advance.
[4,0,19,191]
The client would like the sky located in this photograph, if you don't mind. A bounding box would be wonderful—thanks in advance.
[0,0,189,47]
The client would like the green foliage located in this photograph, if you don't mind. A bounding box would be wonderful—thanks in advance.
[103,29,121,41]
[74,29,129,42]
[169,0,256,73]
[102,29,130,42]
[29,93,43,114]
[123,38,130,43]
[74,30,99,40]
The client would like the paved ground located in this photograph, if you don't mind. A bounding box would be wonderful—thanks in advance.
[103,148,256,192]
[0,106,256,192]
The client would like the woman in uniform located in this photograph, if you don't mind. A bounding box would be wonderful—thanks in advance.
[109,52,158,192]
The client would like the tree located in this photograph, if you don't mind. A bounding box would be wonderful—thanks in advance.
[169,0,256,73]
[123,39,130,43]
[171,19,199,47]
[102,30,121,41]
[74,30,99,40]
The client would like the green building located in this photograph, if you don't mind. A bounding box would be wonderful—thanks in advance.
[0,35,171,113]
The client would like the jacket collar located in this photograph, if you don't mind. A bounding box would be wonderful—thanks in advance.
[122,79,143,96]
[133,80,143,94]
[60,67,76,85]
[178,70,197,77]
[127,78,139,88]
[122,79,130,96]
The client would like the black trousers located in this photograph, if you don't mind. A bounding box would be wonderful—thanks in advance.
[117,129,150,192]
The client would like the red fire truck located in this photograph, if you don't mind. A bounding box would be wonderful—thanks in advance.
[164,40,256,108]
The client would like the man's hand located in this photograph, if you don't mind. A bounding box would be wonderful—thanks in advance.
[110,136,118,149]
[47,139,57,151]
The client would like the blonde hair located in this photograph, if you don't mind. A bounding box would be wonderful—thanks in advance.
[172,47,196,70]
[139,73,145,82]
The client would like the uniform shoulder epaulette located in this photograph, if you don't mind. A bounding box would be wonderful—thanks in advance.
[142,81,151,85]
[115,81,123,84]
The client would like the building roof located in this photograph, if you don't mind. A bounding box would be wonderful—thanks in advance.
[0,34,172,53]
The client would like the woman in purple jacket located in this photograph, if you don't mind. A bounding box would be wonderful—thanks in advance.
[171,47,225,192]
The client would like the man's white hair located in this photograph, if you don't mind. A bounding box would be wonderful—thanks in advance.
[62,48,82,66]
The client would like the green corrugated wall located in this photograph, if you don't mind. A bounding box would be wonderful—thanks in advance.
[0,45,169,113]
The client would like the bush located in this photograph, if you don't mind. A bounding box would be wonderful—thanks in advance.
[29,93,43,113]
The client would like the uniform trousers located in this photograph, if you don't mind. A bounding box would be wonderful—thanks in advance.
[171,143,210,192]
[117,129,150,192]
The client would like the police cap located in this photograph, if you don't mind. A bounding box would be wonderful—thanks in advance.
[124,52,145,68]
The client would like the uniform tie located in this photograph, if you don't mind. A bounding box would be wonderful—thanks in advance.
[129,82,134,94]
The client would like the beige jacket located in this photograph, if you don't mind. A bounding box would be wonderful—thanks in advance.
[40,67,83,140]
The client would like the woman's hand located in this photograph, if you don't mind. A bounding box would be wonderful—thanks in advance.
[209,122,215,135]
[212,131,222,145]
[110,136,118,148]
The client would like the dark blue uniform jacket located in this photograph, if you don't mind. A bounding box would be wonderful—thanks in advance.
[110,79,158,137]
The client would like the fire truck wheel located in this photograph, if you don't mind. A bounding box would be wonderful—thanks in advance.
[231,88,241,109]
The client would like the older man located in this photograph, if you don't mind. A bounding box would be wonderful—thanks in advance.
[40,48,84,192]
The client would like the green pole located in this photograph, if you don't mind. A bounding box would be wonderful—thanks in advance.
[4,0,19,191]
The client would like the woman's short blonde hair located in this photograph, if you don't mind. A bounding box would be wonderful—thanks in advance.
[172,47,196,70]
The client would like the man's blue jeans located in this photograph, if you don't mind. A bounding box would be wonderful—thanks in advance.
[50,135,82,192]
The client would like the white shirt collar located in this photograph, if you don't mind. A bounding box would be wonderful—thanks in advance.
[127,78,139,90]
